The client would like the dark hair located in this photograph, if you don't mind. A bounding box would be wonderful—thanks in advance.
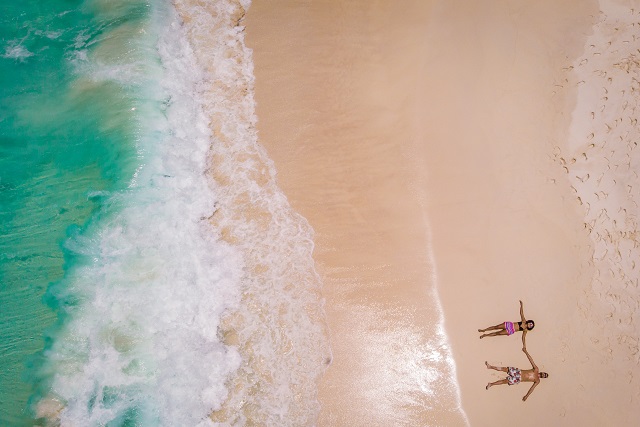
[526,320,535,330]
[540,372,549,378]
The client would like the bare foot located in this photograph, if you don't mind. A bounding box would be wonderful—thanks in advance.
[486,383,491,390]
[480,335,485,339]
[478,329,484,332]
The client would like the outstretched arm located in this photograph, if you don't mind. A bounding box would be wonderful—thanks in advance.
[522,381,539,401]
[519,300,528,346]
[522,346,538,370]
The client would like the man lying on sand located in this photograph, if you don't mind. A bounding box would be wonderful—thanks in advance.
[485,342,549,401]
[478,300,534,343]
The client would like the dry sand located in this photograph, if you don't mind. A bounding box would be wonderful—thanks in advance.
[246,0,640,425]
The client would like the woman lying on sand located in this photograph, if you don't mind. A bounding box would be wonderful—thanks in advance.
[478,300,534,342]
[485,340,549,401]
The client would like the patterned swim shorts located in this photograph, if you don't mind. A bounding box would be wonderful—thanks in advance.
[507,367,521,385]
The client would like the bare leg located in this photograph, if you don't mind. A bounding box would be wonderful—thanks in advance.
[486,379,509,390]
[478,323,505,333]
[480,330,509,339]
[485,361,508,372]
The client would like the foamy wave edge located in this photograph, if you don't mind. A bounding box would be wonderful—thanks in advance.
[172,0,332,425]
[34,1,245,425]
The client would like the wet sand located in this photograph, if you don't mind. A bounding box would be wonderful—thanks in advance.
[246,0,640,425]
[246,2,466,425]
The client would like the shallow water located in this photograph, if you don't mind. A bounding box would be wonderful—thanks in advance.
[1,1,145,423]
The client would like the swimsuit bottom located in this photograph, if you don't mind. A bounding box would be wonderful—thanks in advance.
[507,367,521,385]
[504,321,516,336]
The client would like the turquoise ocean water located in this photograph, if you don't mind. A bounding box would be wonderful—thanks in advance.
[1,1,149,424]
[1,0,330,425]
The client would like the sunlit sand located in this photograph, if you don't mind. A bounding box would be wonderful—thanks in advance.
[247,0,640,425]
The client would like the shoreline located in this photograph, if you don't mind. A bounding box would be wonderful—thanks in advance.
[246,0,640,425]
[246,1,467,425]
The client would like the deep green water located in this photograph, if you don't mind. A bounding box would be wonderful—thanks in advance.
[0,1,151,424]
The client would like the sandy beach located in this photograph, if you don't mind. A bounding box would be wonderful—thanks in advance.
[246,0,640,425]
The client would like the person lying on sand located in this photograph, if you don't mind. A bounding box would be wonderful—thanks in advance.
[478,300,534,344]
[485,342,548,401]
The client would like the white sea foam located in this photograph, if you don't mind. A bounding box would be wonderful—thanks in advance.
[37,0,331,425]
[171,0,331,424]
[3,41,34,60]
[34,29,63,40]
[37,2,244,425]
